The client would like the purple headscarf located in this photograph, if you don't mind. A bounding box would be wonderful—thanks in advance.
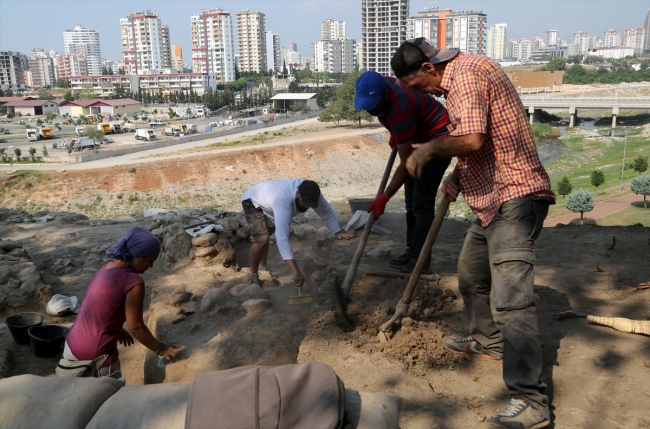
[106,226,161,263]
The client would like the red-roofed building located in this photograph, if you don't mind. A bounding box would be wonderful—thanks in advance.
[58,98,141,117]
[3,99,59,116]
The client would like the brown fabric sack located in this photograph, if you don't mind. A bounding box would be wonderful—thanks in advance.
[185,362,346,429]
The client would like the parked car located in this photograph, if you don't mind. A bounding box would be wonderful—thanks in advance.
[102,137,114,144]
[3,128,10,134]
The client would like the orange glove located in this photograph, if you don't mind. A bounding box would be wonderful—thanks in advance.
[368,194,389,220]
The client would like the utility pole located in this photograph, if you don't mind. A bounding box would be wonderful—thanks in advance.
[619,128,628,192]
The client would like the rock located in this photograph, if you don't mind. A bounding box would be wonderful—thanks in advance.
[402,317,414,326]
[293,226,307,240]
[144,208,166,217]
[241,299,271,316]
[0,241,22,251]
[170,287,192,305]
[221,278,244,291]
[277,275,294,286]
[367,247,392,258]
[6,279,21,289]
[19,275,42,294]
[238,284,268,301]
[182,301,198,314]
[0,266,15,284]
[443,288,457,299]
[219,228,233,239]
[163,230,193,266]
[116,217,137,223]
[9,248,26,257]
[258,270,273,282]
[318,226,330,234]
[212,239,236,267]
[199,288,231,313]
[62,213,88,223]
[262,280,276,290]
[236,226,250,241]
[301,224,318,234]
[227,218,240,231]
[230,283,249,296]
[304,246,329,268]
[192,233,218,247]
[311,270,324,287]
[75,220,91,226]
[194,246,218,258]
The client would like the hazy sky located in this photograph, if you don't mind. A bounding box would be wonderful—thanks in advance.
[1,0,649,62]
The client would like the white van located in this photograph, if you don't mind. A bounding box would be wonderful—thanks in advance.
[135,128,156,141]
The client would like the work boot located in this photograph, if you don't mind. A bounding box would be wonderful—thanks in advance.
[387,251,411,269]
[487,397,549,429]
[398,258,432,275]
[442,336,501,360]
[246,271,260,285]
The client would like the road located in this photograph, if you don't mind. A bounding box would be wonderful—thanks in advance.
[544,192,640,226]
[3,118,385,171]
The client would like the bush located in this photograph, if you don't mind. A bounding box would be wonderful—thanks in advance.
[557,175,572,199]
[590,170,605,190]
[566,189,594,225]
[631,174,650,209]
[41,144,48,158]
[28,147,37,162]
[633,156,648,175]
[13,147,21,159]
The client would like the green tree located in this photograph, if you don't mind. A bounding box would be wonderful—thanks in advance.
[590,169,605,190]
[168,108,176,119]
[633,155,648,175]
[64,90,74,101]
[14,147,22,160]
[76,88,97,100]
[83,127,105,146]
[41,144,48,158]
[282,60,288,75]
[557,175,573,199]
[56,79,71,88]
[566,189,594,225]
[288,80,300,92]
[0,148,6,162]
[37,89,54,100]
[631,174,650,209]
[28,147,37,162]
[545,58,567,71]
[112,83,128,99]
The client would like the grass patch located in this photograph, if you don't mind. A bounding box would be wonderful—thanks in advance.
[531,123,553,141]
[596,204,650,227]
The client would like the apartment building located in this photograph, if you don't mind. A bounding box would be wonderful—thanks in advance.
[190,9,236,83]
[572,31,591,54]
[171,45,183,71]
[487,23,507,60]
[645,9,650,52]
[120,10,171,74]
[624,27,645,55]
[311,37,356,73]
[361,0,409,76]
[602,29,621,47]
[544,30,558,46]
[406,7,453,48]
[447,10,488,55]
[236,10,266,73]
[70,75,139,96]
[588,46,634,59]
[137,73,216,95]
[265,31,281,72]
[532,37,545,51]
[0,51,27,90]
[28,56,56,88]
[322,19,346,40]
[63,25,102,75]
[57,53,88,80]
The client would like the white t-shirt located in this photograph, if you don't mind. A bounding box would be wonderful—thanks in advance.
[242,178,340,260]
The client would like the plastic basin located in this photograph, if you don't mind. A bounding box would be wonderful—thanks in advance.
[28,325,66,358]
[5,312,44,345]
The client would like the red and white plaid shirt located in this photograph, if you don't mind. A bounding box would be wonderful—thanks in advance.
[441,53,555,227]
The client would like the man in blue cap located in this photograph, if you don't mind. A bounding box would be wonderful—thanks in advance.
[354,70,451,273]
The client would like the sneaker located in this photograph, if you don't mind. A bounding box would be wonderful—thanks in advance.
[398,259,432,275]
[246,271,260,285]
[387,251,411,269]
[442,336,500,360]
[487,398,549,429]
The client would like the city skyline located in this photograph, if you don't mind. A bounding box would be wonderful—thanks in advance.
[1,1,648,63]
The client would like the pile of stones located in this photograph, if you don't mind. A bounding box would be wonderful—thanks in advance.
[0,239,53,312]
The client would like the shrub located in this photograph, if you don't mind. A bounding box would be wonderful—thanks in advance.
[128,167,136,173]
[41,144,48,158]
[633,156,648,175]
[28,147,36,162]
[13,147,21,159]
[631,174,650,209]
[590,170,605,190]
[556,175,572,199]
[566,189,594,225]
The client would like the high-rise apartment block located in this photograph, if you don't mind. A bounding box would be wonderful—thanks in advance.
[406,8,487,56]
[532,37,545,51]
[171,45,183,71]
[361,0,409,76]
[506,38,532,61]
[57,54,88,80]
[644,9,650,52]
[191,9,236,83]
[322,19,346,40]
[602,29,621,47]
[487,23,507,60]
[544,30,558,46]
[63,25,102,75]
[406,7,453,48]
[120,10,171,74]
[287,42,298,52]
[28,56,56,87]
[265,31,281,72]
[624,27,645,54]
[236,10,267,73]
[0,51,27,90]
[573,31,591,54]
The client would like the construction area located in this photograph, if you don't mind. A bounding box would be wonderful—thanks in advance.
[0,119,648,427]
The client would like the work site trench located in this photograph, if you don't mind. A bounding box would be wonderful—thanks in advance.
[1,208,649,429]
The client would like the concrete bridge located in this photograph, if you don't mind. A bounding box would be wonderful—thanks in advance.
[518,97,650,127]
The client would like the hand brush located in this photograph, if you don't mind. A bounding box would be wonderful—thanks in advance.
[288,288,313,305]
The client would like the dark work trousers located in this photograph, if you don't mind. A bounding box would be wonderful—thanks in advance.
[457,195,553,418]
[403,156,451,262]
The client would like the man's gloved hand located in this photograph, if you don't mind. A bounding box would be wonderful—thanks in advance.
[367,194,390,220]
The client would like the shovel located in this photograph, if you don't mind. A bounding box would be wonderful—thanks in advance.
[379,196,450,337]
[336,145,398,325]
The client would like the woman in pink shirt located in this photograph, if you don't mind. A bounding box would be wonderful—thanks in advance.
[65,227,182,378]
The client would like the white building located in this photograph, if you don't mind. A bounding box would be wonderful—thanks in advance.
[311,37,356,73]
[120,10,171,74]
[57,53,88,80]
[573,31,591,54]
[361,0,409,76]
[544,30,558,46]
[322,19,346,40]
[447,10,488,55]
[532,37,545,51]
[518,38,532,61]
[602,29,621,47]
[506,39,518,59]
[137,73,216,95]
[624,27,645,55]
[487,23,507,60]
[28,57,56,87]
[190,9,236,84]
[265,31,281,72]
[589,46,634,59]
[645,10,650,52]
[70,75,139,96]
[236,10,267,73]
[63,25,102,75]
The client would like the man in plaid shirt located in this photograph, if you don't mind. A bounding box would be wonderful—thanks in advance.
[392,38,555,429]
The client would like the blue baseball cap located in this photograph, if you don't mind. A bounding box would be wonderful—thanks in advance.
[354,71,387,111]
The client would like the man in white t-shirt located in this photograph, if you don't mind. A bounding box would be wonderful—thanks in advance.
[241,179,355,287]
